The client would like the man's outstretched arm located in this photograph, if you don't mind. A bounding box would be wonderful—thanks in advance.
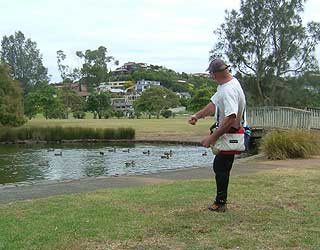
[188,102,215,125]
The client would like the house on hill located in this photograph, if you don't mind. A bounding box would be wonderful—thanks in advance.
[192,73,210,78]
[96,81,126,94]
[135,79,161,93]
[53,82,89,98]
[113,62,148,75]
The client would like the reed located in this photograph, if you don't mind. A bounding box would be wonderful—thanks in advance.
[0,126,135,142]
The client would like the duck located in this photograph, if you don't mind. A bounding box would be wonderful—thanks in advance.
[108,148,116,152]
[54,151,62,156]
[125,160,135,167]
[164,150,173,157]
[142,150,150,155]
[161,155,169,159]
[122,149,130,153]
[99,151,104,155]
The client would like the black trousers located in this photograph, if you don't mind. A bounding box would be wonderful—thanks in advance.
[213,154,235,204]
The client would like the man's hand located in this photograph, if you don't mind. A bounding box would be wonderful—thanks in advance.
[201,134,216,148]
[188,115,198,125]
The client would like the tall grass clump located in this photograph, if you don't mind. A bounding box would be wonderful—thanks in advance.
[260,129,320,160]
[0,127,135,142]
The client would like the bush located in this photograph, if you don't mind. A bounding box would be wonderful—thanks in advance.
[134,111,142,119]
[102,109,114,119]
[73,111,86,119]
[260,130,320,160]
[0,113,26,127]
[46,106,67,119]
[161,109,173,118]
[114,110,124,119]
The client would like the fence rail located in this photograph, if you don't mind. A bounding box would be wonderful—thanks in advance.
[306,107,320,129]
[247,106,320,129]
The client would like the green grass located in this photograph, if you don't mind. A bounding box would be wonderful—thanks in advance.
[0,167,319,250]
[24,115,213,141]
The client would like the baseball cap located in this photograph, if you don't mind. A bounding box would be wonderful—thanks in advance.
[206,58,230,73]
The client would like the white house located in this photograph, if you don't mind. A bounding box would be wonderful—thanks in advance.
[97,81,126,94]
[135,79,161,93]
[176,92,191,98]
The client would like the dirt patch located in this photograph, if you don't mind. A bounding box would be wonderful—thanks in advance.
[254,155,320,168]
[70,237,186,250]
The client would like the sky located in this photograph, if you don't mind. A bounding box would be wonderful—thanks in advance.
[1,0,320,83]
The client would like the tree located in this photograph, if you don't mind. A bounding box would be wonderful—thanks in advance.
[1,31,48,91]
[188,86,216,112]
[211,0,320,105]
[56,50,80,82]
[76,46,118,89]
[24,82,66,119]
[56,50,70,82]
[58,85,85,118]
[86,92,112,119]
[0,64,26,126]
[134,86,179,119]
[284,72,320,108]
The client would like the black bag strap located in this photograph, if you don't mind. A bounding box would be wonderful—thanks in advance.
[210,106,246,134]
[217,107,245,125]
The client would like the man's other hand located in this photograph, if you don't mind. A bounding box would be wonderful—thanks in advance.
[201,134,216,148]
[188,115,198,125]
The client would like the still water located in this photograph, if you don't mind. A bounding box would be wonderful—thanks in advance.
[0,143,213,185]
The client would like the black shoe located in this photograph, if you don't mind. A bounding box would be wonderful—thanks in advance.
[208,202,226,212]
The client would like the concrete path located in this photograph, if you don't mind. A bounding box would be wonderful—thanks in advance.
[1,155,319,205]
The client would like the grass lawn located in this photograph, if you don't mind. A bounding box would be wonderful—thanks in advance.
[0,166,319,250]
[24,115,213,141]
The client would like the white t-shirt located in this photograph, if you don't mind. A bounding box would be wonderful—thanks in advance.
[210,77,246,128]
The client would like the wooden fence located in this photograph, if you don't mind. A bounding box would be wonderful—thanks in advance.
[306,107,320,129]
[247,106,320,129]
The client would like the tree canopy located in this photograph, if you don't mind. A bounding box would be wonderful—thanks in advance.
[24,82,68,119]
[211,0,320,105]
[76,46,118,89]
[188,85,216,112]
[86,92,112,119]
[134,86,179,118]
[0,64,26,126]
[0,31,48,91]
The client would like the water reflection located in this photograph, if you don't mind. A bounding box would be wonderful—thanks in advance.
[0,143,213,185]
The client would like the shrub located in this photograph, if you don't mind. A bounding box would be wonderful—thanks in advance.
[161,109,173,118]
[73,111,86,119]
[135,111,142,119]
[114,110,124,119]
[260,130,320,160]
[0,113,26,127]
[102,109,114,119]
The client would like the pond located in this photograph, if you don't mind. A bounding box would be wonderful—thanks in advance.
[0,143,213,185]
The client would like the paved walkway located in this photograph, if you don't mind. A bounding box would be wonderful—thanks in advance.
[1,155,319,205]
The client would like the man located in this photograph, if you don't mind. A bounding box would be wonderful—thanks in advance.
[188,58,246,212]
